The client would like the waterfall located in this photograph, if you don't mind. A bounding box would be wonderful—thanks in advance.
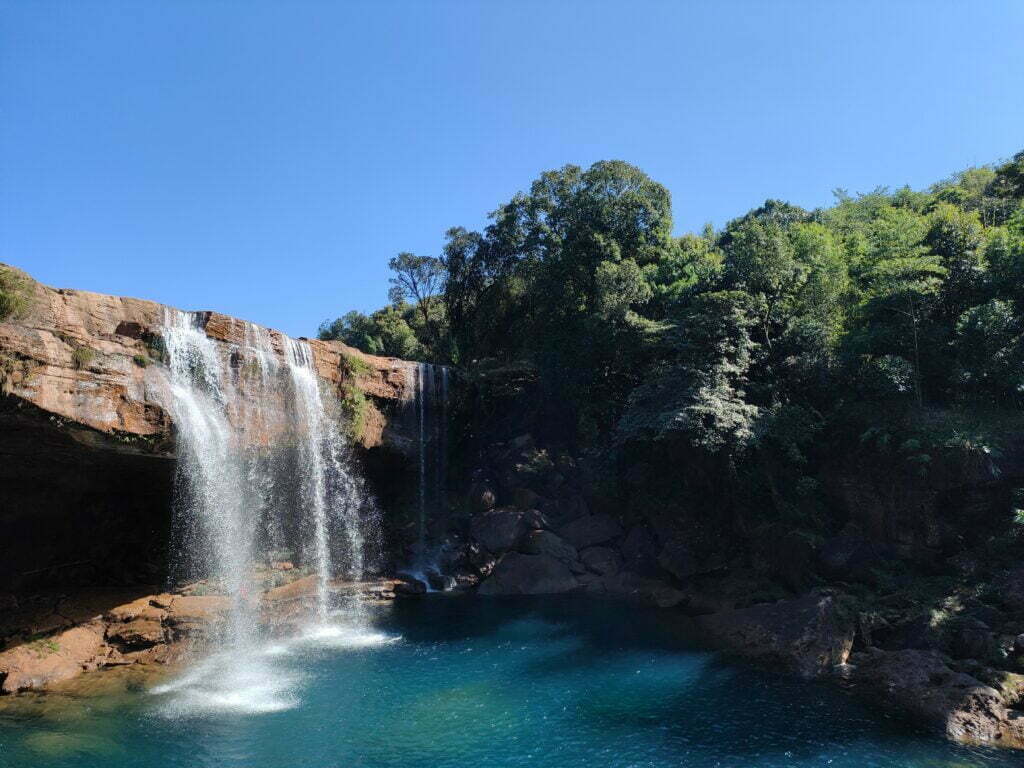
[162,310,260,648]
[154,310,389,715]
[283,337,371,624]
[411,362,449,577]
[158,311,378,684]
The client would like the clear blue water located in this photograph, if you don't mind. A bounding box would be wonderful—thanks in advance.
[0,596,1019,768]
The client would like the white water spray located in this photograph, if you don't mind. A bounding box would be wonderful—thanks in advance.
[156,310,381,715]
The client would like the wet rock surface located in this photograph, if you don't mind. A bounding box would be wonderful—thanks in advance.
[0,577,398,695]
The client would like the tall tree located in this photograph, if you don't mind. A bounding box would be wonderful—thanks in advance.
[387,252,445,348]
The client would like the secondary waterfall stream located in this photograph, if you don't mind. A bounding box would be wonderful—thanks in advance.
[153,310,386,715]
[410,362,448,581]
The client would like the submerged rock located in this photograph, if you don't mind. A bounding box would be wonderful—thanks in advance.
[477,553,579,596]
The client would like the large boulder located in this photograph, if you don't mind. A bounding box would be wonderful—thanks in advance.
[0,622,106,693]
[512,487,542,510]
[477,553,579,596]
[698,591,855,678]
[620,524,659,576]
[997,565,1024,612]
[559,514,622,549]
[579,546,621,576]
[470,507,527,553]
[658,538,701,582]
[849,648,1024,748]
[467,482,497,513]
[518,530,577,563]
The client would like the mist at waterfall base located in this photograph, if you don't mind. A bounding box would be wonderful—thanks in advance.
[1,598,1019,768]
[153,311,387,716]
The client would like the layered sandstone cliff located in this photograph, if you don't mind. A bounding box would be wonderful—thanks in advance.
[0,266,415,452]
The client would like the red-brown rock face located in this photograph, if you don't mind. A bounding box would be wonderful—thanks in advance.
[0,267,416,452]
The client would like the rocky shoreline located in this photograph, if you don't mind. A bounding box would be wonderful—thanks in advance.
[0,575,401,696]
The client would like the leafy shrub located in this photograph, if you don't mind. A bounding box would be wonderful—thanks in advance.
[341,351,373,376]
[341,383,369,440]
[0,352,39,394]
[72,346,96,369]
[0,265,33,321]
[133,354,150,368]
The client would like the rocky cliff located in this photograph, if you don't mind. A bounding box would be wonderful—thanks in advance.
[0,265,417,591]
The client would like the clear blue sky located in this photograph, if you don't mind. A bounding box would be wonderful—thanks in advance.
[2,1,1022,337]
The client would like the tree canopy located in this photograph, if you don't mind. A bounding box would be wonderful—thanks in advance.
[320,150,1024,523]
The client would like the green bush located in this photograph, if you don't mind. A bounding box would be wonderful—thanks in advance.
[341,351,373,377]
[341,383,369,440]
[0,265,33,321]
[72,346,96,370]
[133,354,150,368]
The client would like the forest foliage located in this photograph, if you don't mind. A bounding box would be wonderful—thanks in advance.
[320,151,1024,526]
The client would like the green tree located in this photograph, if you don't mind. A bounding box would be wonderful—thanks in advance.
[388,252,445,347]
[953,299,1024,403]
[617,291,760,454]
[852,206,946,407]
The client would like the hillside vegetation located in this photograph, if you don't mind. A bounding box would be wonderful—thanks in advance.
[322,151,1024,541]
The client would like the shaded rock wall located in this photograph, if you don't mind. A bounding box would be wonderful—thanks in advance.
[0,397,174,590]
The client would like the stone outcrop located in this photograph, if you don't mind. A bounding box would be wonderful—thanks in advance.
[0,591,211,694]
[846,648,1024,748]
[0,622,107,694]
[578,571,687,608]
[697,591,856,679]
[579,546,621,576]
[0,577,399,694]
[477,553,579,596]
[470,508,529,553]
[0,265,415,452]
[558,513,622,549]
